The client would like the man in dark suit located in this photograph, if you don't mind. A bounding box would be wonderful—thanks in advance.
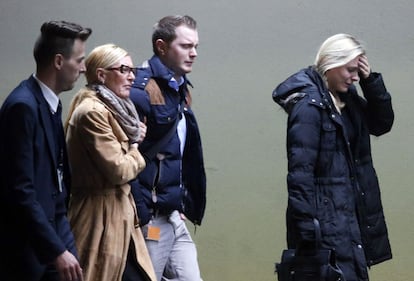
[0,21,91,281]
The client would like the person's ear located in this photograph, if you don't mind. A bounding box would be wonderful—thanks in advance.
[96,68,106,84]
[156,39,167,56]
[54,54,64,70]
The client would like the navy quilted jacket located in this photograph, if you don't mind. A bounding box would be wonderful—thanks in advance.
[130,56,206,226]
[272,66,393,281]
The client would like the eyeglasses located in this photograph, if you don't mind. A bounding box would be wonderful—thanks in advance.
[105,65,138,75]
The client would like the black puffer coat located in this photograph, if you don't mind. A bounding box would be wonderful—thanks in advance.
[272,66,393,281]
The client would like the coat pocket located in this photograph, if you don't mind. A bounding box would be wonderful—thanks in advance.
[315,178,349,238]
[321,122,337,151]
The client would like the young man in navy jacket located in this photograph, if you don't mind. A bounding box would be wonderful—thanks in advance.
[130,15,206,281]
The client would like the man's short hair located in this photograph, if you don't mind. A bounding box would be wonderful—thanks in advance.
[33,20,92,68]
[152,15,196,55]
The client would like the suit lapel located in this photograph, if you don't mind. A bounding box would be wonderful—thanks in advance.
[28,76,58,168]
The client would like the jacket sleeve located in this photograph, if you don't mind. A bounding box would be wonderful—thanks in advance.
[77,107,146,186]
[130,178,152,226]
[129,86,151,121]
[359,72,394,136]
[286,99,320,245]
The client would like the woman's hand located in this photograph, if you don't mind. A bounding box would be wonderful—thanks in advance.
[358,55,371,79]
[137,121,147,144]
[129,142,138,149]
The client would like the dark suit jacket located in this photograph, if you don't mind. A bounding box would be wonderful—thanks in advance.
[0,76,76,281]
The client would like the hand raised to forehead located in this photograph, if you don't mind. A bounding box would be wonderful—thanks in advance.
[358,55,371,79]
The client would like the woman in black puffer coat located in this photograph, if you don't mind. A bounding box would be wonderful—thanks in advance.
[272,34,393,281]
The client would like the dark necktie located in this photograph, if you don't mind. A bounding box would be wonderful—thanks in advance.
[53,102,64,160]
[52,101,65,192]
[50,102,65,170]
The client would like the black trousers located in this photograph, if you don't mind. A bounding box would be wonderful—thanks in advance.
[122,241,149,281]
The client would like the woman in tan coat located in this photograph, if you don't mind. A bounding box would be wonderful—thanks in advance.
[65,44,156,281]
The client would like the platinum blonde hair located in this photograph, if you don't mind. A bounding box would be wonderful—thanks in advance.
[84,43,129,84]
[314,34,366,76]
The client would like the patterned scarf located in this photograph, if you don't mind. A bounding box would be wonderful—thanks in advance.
[91,84,141,143]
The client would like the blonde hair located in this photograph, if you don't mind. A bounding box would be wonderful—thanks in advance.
[84,43,129,84]
[315,33,365,76]
[65,44,129,131]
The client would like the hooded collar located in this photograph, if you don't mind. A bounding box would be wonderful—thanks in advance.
[272,66,329,113]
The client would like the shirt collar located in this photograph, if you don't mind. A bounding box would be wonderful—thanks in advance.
[168,76,185,91]
[33,74,59,113]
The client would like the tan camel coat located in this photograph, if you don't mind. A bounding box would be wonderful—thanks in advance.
[66,88,156,281]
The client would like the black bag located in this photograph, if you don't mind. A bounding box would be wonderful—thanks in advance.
[275,219,345,281]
